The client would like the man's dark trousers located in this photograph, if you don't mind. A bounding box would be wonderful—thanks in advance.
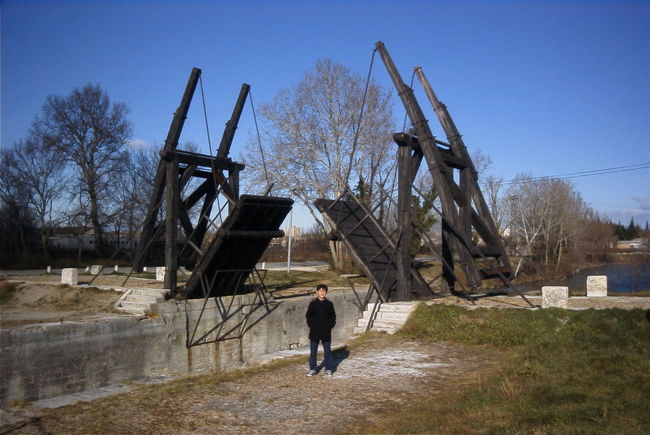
[309,339,333,371]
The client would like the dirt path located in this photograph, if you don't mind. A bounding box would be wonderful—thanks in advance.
[192,341,497,434]
[1,337,501,434]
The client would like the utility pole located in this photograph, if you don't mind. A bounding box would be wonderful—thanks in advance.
[287,208,293,275]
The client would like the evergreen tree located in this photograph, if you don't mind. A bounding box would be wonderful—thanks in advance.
[627,218,639,239]
[410,188,438,254]
[613,221,626,240]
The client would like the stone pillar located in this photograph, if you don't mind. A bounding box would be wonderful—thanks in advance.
[542,286,568,308]
[587,276,607,297]
[156,267,166,282]
[90,265,102,275]
[61,268,78,286]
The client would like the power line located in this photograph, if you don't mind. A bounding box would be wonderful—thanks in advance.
[480,162,650,187]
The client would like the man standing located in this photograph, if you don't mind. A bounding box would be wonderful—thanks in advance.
[306,284,336,376]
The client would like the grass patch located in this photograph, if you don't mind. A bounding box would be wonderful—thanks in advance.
[0,281,20,304]
[358,304,650,434]
[31,285,119,312]
[261,269,369,290]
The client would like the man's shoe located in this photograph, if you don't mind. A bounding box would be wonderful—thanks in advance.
[307,370,316,377]
[325,370,333,377]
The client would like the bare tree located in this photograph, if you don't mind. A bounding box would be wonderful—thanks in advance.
[471,150,510,235]
[579,209,615,262]
[109,140,201,255]
[33,84,132,253]
[0,148,38,261]
[111,147,156,253]
[507,175,553,275]
[2,137,67,258]
[507,175,590,274]
[471,149,492,177]
[483,174,507,235]
[243,59,394,268]
[544,179,585,269]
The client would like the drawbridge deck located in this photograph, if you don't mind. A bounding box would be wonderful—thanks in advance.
[315,197,431,302]
[182,194,293,299]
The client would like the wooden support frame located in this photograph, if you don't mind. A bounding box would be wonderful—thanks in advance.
[132,68,250,292]
[375,41,513,294]
[315,190,431,302]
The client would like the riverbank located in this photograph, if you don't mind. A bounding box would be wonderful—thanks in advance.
[500,253,650,295]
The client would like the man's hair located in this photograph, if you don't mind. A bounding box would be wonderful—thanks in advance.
[316,284,328,292]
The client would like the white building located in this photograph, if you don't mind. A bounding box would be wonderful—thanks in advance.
[48,228,138,252]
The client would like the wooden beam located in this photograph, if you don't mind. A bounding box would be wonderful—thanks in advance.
[160,150,244,171]
[134,68,201,272]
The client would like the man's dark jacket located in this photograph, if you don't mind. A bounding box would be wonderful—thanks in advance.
[306,298,336,341]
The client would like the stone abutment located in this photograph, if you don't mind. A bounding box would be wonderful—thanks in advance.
[0,291,361,407]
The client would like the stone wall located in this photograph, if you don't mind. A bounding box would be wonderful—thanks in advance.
[0,291,361,407]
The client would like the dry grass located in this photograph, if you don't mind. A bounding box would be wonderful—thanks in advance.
[0,279,20,304]
[261,269,369,291]
[0,335,498,434]
[0,281,125,327]
[352,305,650,434]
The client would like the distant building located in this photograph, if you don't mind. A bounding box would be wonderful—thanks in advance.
[48,227,138,252]
[615,238,649,250]
[285,226,301,238]
[49,227,95,251]
[269,226,303,248]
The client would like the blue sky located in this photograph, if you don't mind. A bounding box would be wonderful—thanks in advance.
[2,0,649,229]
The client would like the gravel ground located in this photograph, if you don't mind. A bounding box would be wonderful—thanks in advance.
[1,338,500,434]
[192,341,495,434]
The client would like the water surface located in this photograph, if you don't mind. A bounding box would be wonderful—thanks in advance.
[502,263,650,294]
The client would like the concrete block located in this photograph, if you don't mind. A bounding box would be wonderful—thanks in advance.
[372,320,402,329]
[376,302,417,313]
[61,268,78,286]
[118,301,149,314]
[128,295,161,304]
[378,312,410,322]
[365,303,379,312]
[90,265,102,275]
[131,288,166,298]
[587,275,607,297]
[156,267,165,282]
[542,286,568,308]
